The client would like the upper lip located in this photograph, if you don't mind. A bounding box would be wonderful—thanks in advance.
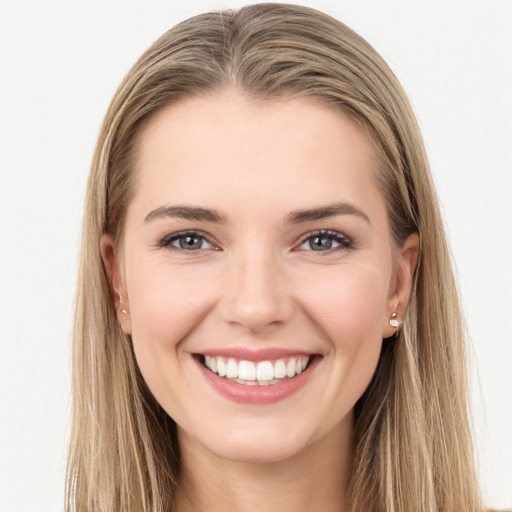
[197,347,318,362]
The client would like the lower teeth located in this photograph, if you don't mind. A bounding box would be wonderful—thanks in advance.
[229,377,288,386]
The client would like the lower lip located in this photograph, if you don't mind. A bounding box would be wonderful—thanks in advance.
[196,356,319,404]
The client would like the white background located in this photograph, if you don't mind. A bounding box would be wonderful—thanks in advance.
[0,1,511,511]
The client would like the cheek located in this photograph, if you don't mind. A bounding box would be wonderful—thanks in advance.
[127,260,213,341]
[298,265,389,412]
[125,261,218,389]
[300,264,389,346]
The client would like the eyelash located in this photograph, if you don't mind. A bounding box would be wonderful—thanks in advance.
[297,230,353,252]
[156,229,354,253]
[157,230,215,251]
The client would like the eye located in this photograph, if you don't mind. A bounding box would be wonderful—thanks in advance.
[297,230,353,252]
[158,231,214,251]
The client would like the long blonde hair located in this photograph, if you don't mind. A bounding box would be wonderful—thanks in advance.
[67,4,482,511]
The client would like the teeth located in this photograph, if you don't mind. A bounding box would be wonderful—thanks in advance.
[256,361,274,381]
[274,359,286,379]
[217,359,226,377]
[226,358,238,378]
[239,360,256,381]
[203,355,310,384]
[286,358,296,378]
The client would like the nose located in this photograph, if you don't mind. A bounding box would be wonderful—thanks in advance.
[218,247,295,333]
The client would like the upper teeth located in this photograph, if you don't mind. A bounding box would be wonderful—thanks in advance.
[204,355,309,383]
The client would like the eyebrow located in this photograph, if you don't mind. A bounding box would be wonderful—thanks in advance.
[144,205,227,223]
[144,201,370,225]
[285,202,371,225]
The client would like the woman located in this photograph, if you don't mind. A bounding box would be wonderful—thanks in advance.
[67,3,483,511]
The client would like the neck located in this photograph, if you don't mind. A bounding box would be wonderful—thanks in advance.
[175,417,354,512]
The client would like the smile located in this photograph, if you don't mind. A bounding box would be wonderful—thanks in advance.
[196,350,319,404]
[203,355,310,386]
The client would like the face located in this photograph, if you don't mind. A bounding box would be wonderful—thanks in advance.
[104,89,417,465]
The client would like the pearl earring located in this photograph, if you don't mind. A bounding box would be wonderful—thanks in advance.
[389,312,399,328]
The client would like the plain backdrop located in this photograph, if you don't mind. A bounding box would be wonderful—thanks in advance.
[0,1,511,511]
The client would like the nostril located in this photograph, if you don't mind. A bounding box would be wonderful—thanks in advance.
[217,262,295,331]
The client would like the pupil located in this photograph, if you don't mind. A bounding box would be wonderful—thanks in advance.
[311,236,332,250]
[180,235,202,249]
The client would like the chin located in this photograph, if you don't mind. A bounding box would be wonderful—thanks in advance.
[179,415,335,466]
[206,434,311,465]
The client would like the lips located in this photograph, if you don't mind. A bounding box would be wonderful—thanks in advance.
[195,350,320,404]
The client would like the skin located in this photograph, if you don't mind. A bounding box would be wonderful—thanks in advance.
[102,88,419,512]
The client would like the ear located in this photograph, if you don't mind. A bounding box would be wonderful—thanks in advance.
[100,234,132,334]
[382,232,419,338]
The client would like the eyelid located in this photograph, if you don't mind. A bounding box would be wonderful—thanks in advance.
[156,228,353,253]
[295,229,353,251]
[157,229,219,251]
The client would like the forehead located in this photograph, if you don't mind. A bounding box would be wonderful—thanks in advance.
[130,88,384,224]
